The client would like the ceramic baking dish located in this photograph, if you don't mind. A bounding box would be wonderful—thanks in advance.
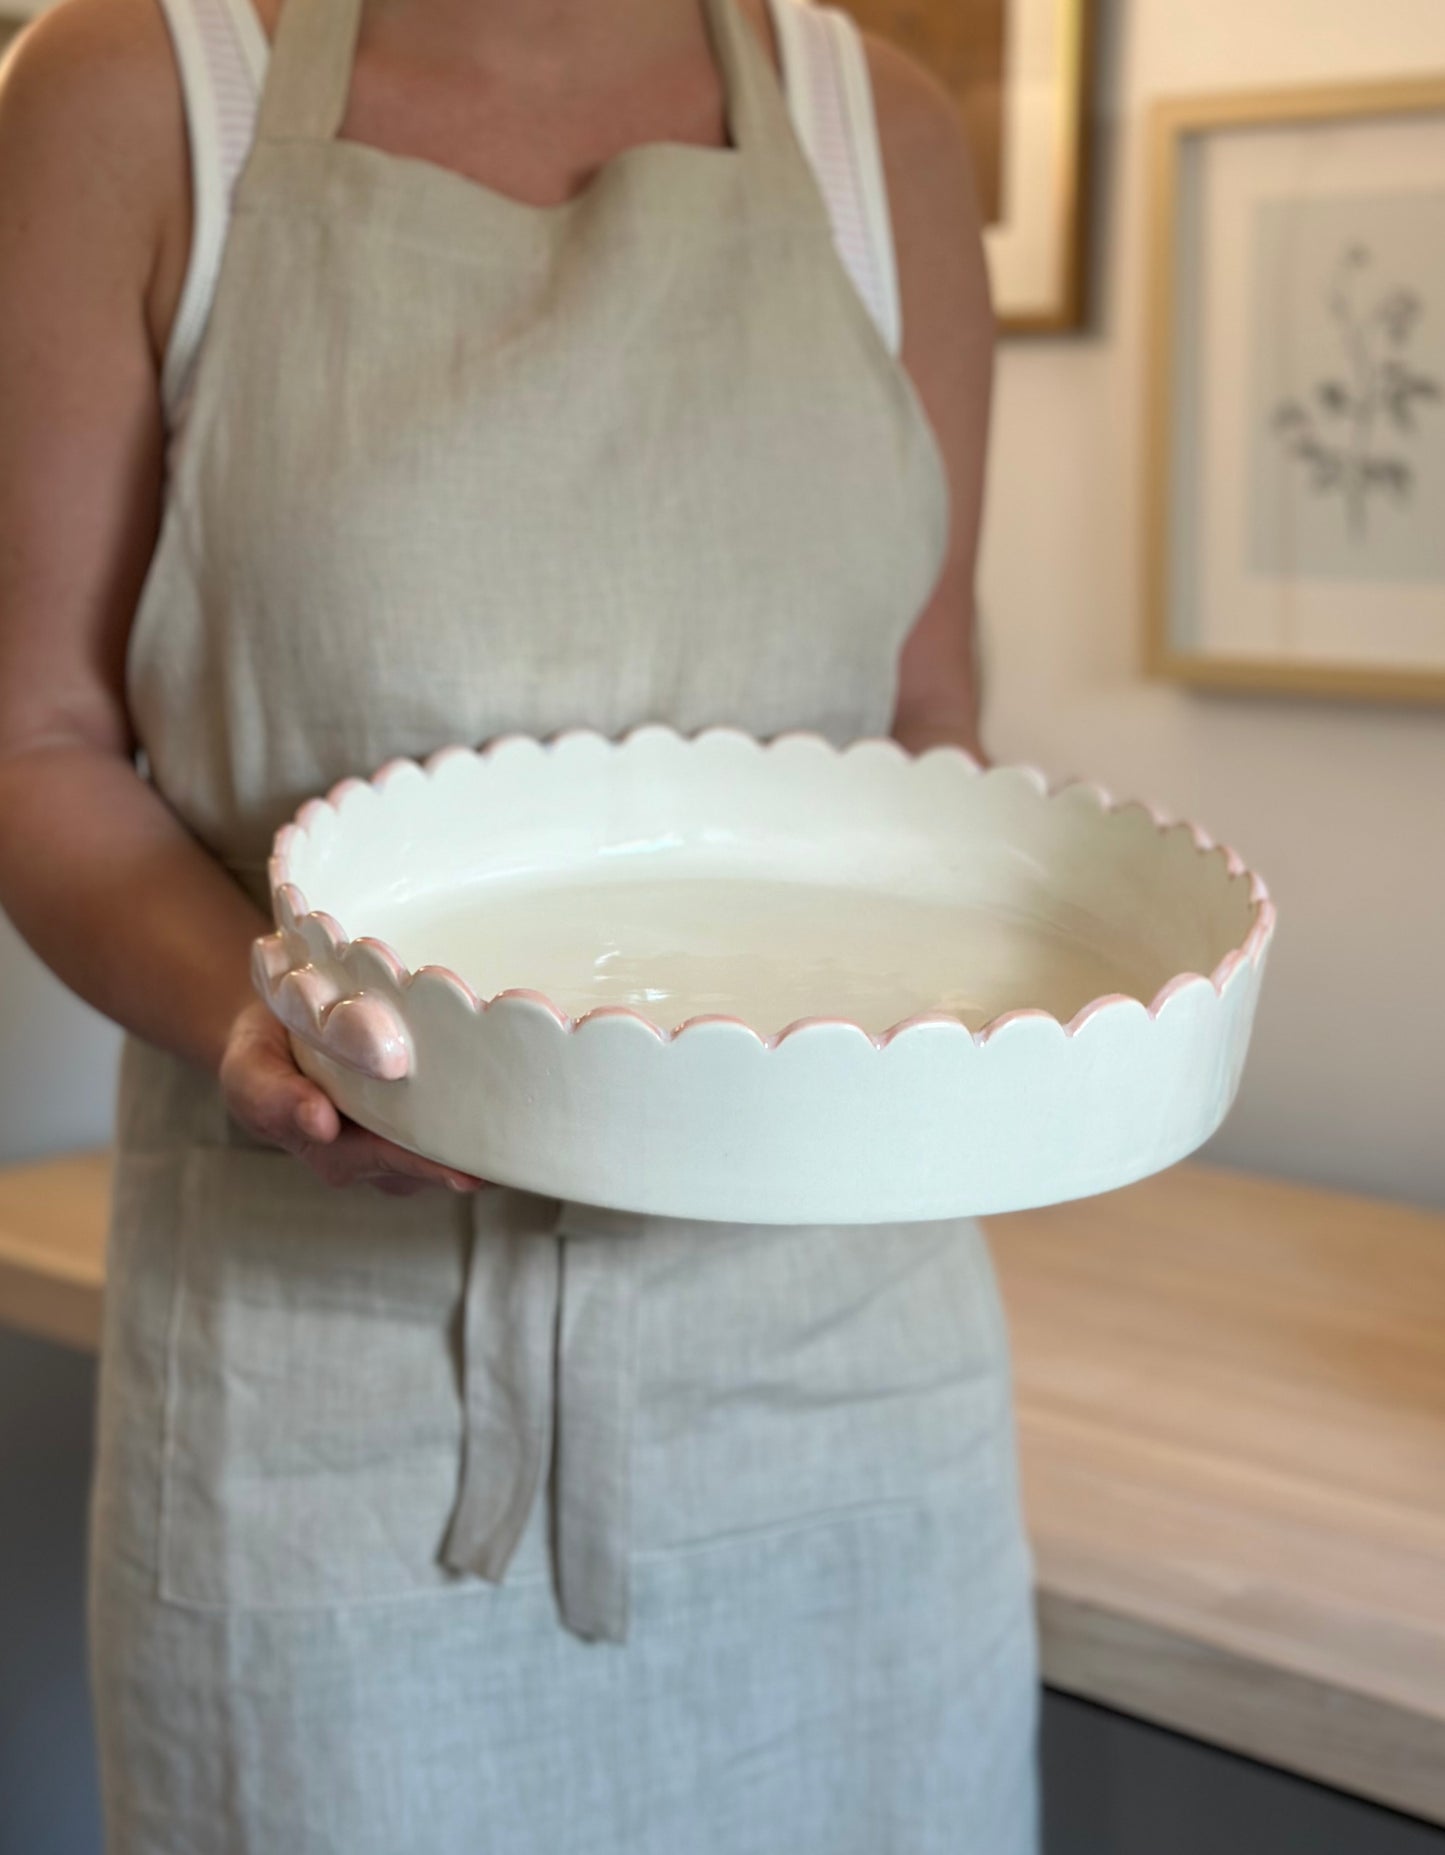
[252,726,1275,1222]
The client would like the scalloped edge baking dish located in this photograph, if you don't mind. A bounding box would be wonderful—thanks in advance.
[252,727,1276,1222]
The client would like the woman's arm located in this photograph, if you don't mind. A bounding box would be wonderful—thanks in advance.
[0,2,479,1191]
[867,37,996,766]
[0,1,254,1069]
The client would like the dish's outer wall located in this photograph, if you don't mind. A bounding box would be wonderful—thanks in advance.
[284,936,1267,1224]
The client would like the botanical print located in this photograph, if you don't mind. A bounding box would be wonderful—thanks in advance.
[1248,190,1445,584]
[1270,245,1440,537]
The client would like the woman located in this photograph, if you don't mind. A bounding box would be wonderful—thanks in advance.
[0,0,1037,1848]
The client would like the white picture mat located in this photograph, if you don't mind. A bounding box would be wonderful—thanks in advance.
[985,0,1074,315]
[1172,112,1445,668]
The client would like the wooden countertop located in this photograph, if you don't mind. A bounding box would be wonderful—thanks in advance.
[2,1151,1443,1821]
[0,1150,111,1353]
[988,1164,1445,1825]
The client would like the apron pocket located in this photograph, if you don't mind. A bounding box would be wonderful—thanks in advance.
[157,1145,477,1611]
[630,1214,1014,1554]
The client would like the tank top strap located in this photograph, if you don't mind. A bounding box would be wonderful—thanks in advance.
[254,0,363,144]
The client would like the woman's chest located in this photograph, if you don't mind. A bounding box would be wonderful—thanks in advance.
[197,197,940,666]
[132,169,947,854]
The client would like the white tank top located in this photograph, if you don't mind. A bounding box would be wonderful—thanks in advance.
[154,0,903,428]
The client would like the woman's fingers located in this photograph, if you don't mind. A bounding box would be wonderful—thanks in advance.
[221,999,488,1194]
[302,1123,487,1193]
[220,1002,342,1151]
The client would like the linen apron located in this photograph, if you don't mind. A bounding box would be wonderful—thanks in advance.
[88,0,1041,1848]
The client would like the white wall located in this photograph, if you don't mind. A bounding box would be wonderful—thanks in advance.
[0,918,119,1164]
[979,0,1445,1211]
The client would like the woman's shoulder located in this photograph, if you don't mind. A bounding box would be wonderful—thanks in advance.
[850,22,995,350]
[856,27,986,237]
[0,0,187,229]
[0,0,192,363]
[1,0,184,143]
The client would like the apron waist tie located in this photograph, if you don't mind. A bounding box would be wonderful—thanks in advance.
[442,1193,641,1645]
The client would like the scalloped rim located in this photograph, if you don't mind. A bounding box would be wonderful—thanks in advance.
[265,725,1277,1051]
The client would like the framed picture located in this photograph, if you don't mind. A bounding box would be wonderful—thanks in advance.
[1144,78,1445,705]
[836,0,1093,332]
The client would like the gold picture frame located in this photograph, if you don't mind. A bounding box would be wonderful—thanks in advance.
[836,0,1094,333]
[1144,77,1445,706]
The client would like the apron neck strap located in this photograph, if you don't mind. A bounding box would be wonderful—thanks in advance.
[255,0,365,145]
[704,0,804,171]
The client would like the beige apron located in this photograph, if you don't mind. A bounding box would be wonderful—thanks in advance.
[89,0,1039,1848]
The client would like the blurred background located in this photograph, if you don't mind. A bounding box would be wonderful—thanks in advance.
[1,0,1442,1851]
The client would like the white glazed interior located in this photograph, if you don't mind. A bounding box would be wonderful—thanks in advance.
[275,726,1267,1043]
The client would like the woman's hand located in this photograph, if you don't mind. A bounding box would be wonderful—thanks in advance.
[219,1000,488,1197]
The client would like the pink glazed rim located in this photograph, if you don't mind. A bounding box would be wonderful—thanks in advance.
[265,726,1278,1052]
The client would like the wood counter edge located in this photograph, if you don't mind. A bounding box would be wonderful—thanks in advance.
[0,1250,103,1352]
[1040,1588,1445,1825]
[0,1149,109,1352]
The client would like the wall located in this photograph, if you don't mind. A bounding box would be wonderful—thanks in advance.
[0,917,120,1162]
[978,0,1445,1212]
